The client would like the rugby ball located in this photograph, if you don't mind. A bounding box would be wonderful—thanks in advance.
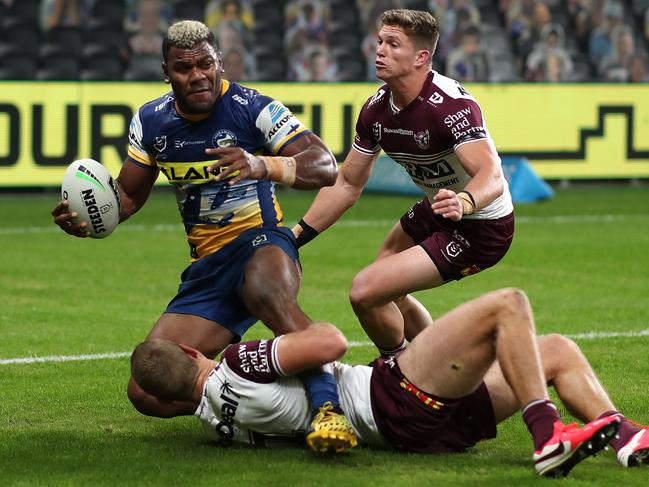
[61,159,121,238]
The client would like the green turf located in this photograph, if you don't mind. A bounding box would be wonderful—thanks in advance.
[1,186,648,485]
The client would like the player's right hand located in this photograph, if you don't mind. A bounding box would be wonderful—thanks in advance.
[51,200,90,238]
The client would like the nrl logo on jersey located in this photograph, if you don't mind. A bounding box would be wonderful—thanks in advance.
[414,130,430,149]
[154,135,167,153]
[212,129,237,148]
[372,122,382,141]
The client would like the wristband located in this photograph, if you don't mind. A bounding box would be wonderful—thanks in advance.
[259,156,297,186]
[294,218,319,248]
[457,191,475,216]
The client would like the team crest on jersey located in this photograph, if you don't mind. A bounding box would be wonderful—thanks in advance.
[154,135,167,153]
[372,122,382,141]
[212,129,237,148]
[414,130,430,149]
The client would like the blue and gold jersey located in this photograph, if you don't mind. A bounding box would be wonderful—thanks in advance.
[127,80,310,260]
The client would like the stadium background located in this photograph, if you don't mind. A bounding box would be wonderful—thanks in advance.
[1,1,648,485]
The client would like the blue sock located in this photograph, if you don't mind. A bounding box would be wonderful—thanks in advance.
[300,368,340,415]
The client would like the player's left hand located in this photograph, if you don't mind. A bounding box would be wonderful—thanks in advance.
[431,189,463,221]
[205,147,267,185]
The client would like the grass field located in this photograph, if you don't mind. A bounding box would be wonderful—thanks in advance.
[1,186,648,486]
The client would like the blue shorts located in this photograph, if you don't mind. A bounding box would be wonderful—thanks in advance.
[165,226,299,341]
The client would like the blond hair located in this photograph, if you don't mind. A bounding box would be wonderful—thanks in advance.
[163,20,217,61]
[380,9,439,61]
[130,339,198,401]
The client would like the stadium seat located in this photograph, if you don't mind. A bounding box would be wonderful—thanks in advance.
[40,27,84,59]
[0,17,41,58]
[124,53,163,81]
[91,0,128,29]
[329,0,360,29]
[83,27,128,62]
[172,0,205,22]
[256,57,286,81]
[252,0,283,30]
[36,57,81,81]
[82,54,124,81]
[335,57,365,82]
[0,53,37,80]
[5,0,41,20]
[401,0,428,10]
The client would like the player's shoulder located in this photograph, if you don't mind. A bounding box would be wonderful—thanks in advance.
[429,71,479,105]
[361,82,390,112]
[137,91,176,120]
[225,80,274,114]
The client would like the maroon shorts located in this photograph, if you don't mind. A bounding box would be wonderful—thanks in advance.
[400,199,514,281]
[369,357,497,453]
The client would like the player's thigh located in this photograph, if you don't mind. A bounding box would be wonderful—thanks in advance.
[376,220,416,260]
[146,313,234,359]
[396,293,501,398]
[244,245,300,296]
[351,245,445,305]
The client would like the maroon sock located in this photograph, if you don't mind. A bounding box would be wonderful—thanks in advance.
[598,410,641,451]
[522,399,561,451]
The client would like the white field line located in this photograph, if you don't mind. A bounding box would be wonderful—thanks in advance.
[1,214,649,236]
[2,329,648,365]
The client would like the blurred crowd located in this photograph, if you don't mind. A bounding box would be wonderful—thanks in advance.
[0,0,647,82]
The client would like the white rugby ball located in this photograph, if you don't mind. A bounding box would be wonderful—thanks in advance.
[61,159,121,238]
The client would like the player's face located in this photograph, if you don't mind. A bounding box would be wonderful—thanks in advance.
[375,25,425,81]
[165,41,222,115]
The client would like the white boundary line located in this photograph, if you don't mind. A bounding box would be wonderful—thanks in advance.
[1,214,649,235]
[2,329,648,365]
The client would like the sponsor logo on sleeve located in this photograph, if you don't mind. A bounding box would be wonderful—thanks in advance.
[232,94,249,105]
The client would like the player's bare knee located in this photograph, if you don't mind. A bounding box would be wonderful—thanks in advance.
[349,273,378,310]
[545,333,581,359]
[496,288,530,316]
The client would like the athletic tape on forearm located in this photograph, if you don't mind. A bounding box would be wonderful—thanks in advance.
[294,219,319,248]
[260,156,297,186]
[457,191,475,216]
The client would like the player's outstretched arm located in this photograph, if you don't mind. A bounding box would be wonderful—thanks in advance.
[431,139,503,221]
[275,322,348,376]
[293,149,378,247]
[115,158,160,223]
[205,133,338,190]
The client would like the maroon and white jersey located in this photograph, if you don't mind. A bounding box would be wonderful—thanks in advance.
[354,71,513,219]
[195,337,386,448]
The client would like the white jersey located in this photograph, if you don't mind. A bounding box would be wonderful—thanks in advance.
[195,337,387,448]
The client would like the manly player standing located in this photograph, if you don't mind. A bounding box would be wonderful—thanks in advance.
[293,9,515,356]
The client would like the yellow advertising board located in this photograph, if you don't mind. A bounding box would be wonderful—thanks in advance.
[0,81,648,186]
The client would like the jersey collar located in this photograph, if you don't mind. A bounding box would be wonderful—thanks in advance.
[388,70,434,116]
